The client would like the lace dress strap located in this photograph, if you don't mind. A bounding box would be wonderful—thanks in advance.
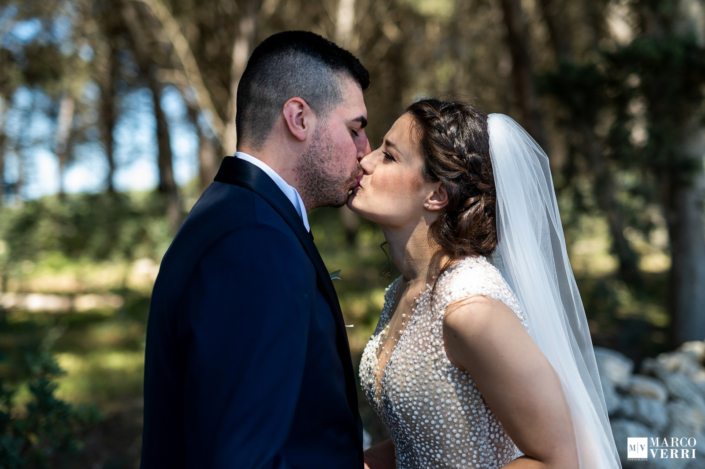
[435,256,530,333]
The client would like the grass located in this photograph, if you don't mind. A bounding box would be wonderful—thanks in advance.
[0,205,674,466]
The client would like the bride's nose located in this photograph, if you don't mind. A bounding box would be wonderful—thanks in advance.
[359,150,376,174]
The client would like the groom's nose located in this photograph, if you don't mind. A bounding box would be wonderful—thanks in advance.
[362,137,372,156]
[357,132,370,158]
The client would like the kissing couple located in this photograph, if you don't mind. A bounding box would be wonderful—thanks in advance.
[139,31,622,469]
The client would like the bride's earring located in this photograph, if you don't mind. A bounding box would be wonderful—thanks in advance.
[424,203,430,208]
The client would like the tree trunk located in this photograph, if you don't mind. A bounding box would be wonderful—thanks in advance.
[450,0,470,93]
[99,34,118,194]
[580,124,642,285]
[538,0,642,285]
[0,136,4,202]
[135,0,225,142]
[122,2,181,232]
[499,0,549,151]
[0,96,6,202]
[672,0,705,345]
[538,0,571,61]
[54,93,75,198]
[186,101,218,192]
[651,0,705,345]
[222,0,260,155]
[667,115,705,344]
[336,0,355,46]
[198,132,217,192]
[151,79,181,231]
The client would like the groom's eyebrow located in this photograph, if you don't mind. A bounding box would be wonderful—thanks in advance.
[351,116,367,128]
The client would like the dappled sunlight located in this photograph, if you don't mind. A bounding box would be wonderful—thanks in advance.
[340,287,388,353]
[625,226,672,273]
[8,259,129,293]
[640,253,671,274]
[340,287,387,320]
[56,318,146,352]
[55,351,145,405]
[125,258,161,293]
[0,292,124,312]
[6,257,160,295]
[570,217,620,276]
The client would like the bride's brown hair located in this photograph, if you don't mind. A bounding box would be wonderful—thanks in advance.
[406,99,498,272]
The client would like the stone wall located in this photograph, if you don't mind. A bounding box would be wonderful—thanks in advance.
[596,342,705,468]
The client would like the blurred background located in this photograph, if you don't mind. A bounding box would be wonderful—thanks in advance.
[0,0,703,467]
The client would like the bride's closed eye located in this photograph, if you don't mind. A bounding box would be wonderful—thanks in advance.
[383,151,396,162]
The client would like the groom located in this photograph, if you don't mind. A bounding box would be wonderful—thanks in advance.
[140,31,370,468]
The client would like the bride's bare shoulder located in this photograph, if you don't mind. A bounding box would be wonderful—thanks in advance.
[443,294,518,340]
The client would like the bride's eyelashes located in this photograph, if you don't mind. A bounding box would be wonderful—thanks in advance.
[383,151,396,162]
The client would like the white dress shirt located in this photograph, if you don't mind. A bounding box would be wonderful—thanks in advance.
[234,152,311,232]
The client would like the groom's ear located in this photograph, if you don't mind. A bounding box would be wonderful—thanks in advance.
[282,97,314,142]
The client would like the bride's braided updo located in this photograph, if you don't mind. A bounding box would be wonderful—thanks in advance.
[406,99,498,264]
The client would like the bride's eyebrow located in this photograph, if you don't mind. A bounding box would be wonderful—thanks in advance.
[384,138,401,156]
[384,138,398,150]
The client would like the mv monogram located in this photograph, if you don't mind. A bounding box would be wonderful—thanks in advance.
[628,437,698,461]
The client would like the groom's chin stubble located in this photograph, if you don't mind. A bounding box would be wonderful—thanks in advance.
[327,188,351,208]
[302,180,350,208]
[320,169,359,208]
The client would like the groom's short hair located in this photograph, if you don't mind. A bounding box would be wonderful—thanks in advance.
[235,30,370,150]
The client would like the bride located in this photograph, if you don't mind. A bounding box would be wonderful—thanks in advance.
[349,99,622,469]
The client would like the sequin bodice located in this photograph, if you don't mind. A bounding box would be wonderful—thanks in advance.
[359,256,530,468]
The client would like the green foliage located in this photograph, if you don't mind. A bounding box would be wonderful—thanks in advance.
[0,351,103,469]
[545,34,705,196]
[543,35,705,178]
[20,44,67,90]
[539,61,608,125]
[606,35,705,179]
[0,49,23,96]
[0,192,176,268]
[539,30,705,343]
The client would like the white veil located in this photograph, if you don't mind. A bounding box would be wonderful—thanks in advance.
[487,114,622,468]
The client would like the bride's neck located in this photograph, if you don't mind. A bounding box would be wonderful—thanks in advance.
[381,220,444,287]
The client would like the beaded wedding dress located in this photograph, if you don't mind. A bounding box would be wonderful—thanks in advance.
[359,255,529,469]
[359,113,622,469]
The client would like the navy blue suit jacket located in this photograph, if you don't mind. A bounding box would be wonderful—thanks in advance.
[140,157,364,468]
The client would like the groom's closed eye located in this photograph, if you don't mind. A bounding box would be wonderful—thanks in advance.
[349,115,367,136]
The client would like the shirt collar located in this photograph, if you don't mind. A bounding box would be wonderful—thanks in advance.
[234,152,311,233]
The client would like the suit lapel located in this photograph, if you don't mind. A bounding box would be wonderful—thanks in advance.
[214,157,360,419]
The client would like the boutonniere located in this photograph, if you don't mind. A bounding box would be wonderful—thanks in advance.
[329,270,353,328]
